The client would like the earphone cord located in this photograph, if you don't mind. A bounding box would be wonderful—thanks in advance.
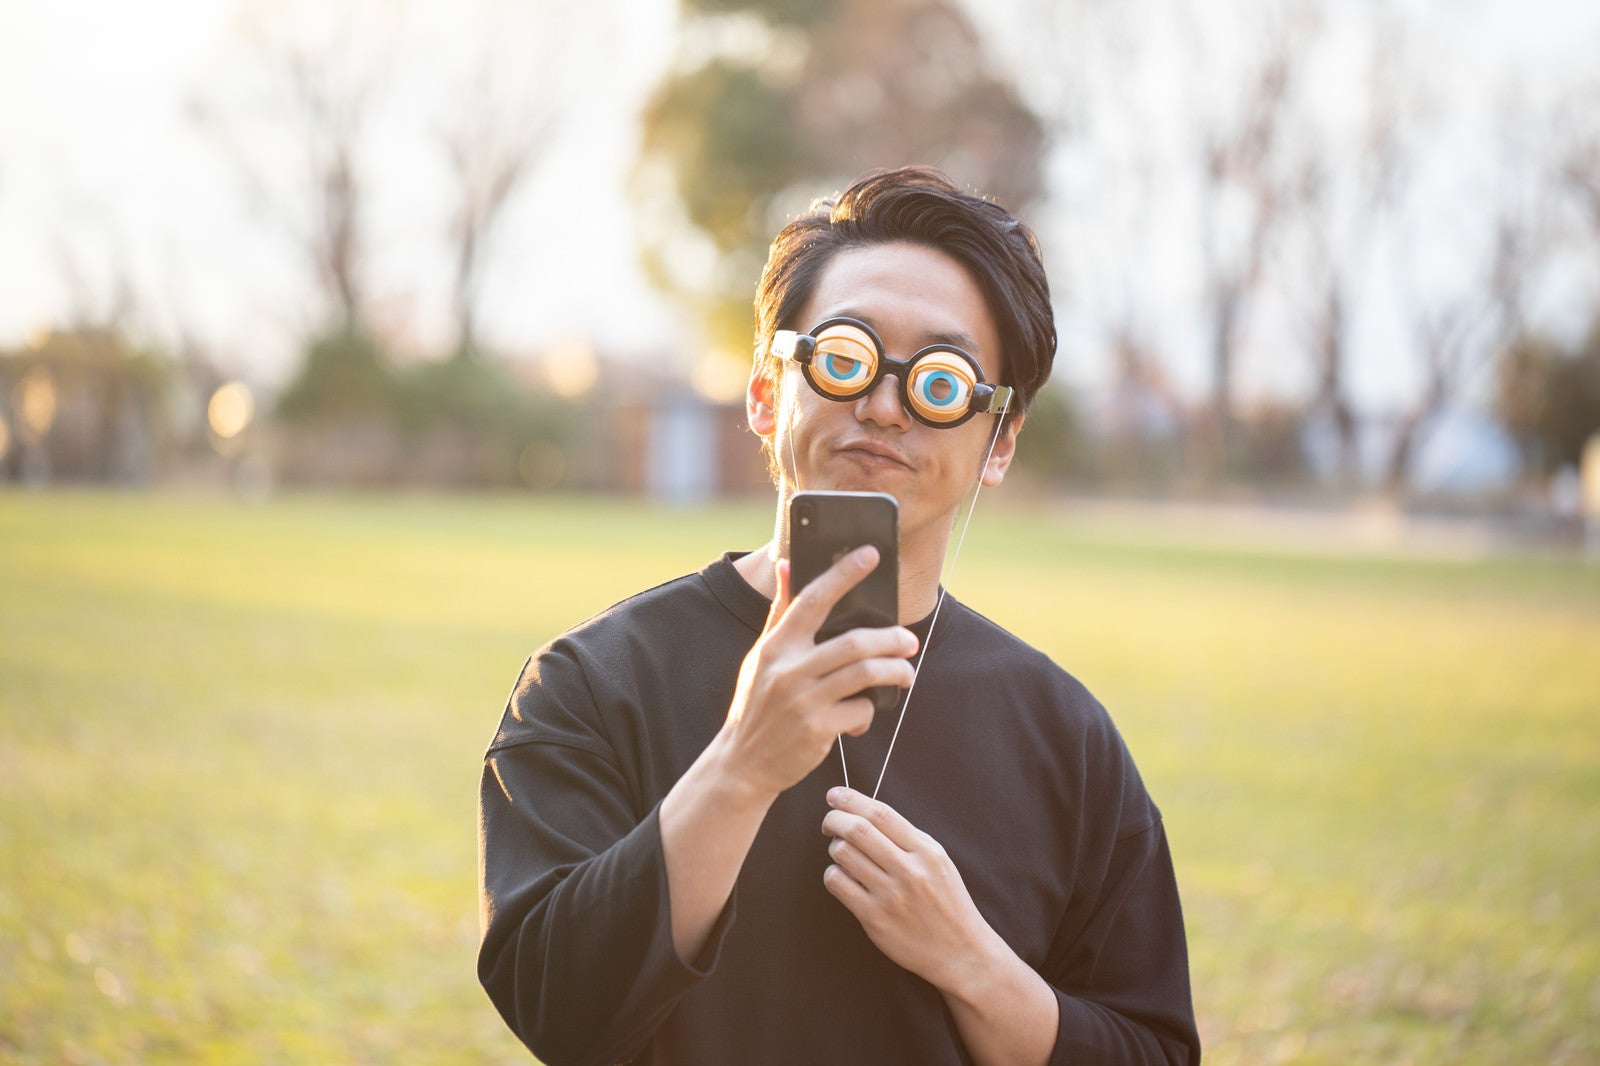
[842,415,1007,799]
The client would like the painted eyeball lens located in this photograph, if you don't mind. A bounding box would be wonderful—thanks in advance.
[810,326,877,396]
[908,351,975,422]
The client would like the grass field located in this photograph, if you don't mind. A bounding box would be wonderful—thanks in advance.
[1,490,1596,1065]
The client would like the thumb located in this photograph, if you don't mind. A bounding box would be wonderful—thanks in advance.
[763,557,792,634]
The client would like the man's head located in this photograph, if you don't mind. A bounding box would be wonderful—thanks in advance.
[744,168,1056,542]
[750,167,1056,468]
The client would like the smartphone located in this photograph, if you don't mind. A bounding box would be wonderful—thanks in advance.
[786,491,901,713]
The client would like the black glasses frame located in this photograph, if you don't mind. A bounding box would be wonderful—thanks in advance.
[769,316,1013,429]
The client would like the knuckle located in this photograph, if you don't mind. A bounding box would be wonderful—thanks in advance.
[782,591,819,625]
[804,719,836,748]
[836,662,871,691]
[754,640,784,671]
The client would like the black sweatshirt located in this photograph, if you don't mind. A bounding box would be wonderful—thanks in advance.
[479,554,1200,1065]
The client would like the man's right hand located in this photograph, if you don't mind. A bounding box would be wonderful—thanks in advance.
[719,546,919,801]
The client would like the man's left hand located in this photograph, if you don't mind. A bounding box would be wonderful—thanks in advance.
[820,786,998,990]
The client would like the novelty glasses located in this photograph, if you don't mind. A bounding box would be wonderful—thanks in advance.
[769,317,1013,428]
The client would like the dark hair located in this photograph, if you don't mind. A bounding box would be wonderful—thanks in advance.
[753,166,1056,426]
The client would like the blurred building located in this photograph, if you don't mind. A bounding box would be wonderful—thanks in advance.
[531,347,769,501]
[0,329,168,486]
[261,340,771,499]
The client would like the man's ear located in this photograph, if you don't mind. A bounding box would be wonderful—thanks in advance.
[981,413,1025,487]
[747,366,777,440]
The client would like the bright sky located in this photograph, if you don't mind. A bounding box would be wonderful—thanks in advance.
[967,0,1600,407]
[0,0,685,387]
[2,0,1597,409]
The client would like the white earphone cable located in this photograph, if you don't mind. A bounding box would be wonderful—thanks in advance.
[862,415,1004,799]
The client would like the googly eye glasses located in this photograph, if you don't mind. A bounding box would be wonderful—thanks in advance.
[769,317,1013,428]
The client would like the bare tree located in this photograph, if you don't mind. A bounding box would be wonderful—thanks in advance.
[49,231,137,337]
[1288,7,1413,488]
[432,6,580,360]
[189,9,396,335]
[439,99,554,360]
[1383,298,1482,490]
[293,51,373,330]
[1383,98,1553,493]
[1553,80,1600,293]
[1185,2,1313,478]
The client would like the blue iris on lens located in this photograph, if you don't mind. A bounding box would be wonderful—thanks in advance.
[918,370,959,407]
[824,353,862,381]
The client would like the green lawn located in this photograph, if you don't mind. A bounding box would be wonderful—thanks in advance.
[1,491,1595,1064]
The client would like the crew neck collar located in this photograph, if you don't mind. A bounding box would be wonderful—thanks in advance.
[700,552,946,642]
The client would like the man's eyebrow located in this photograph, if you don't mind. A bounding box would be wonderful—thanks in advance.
[827,309,981,353]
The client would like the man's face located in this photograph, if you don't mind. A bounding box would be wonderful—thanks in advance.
[750,241,1020,542]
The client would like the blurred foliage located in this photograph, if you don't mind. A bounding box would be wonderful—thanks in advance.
[644,61,812,258]
[1011,383,1313,493]
[1009,382,1097,486]
[398,354,569,444]
[271,325,578,489]
[637,0,1045,360]
[1496,324,1600,476]
[274,326,397,424]
[683,0,834,26]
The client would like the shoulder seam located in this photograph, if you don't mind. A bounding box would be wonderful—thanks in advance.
[568,569,705,635]
[486,733,617,760]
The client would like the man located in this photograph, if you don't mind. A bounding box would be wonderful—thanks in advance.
[478,167,1199,1065]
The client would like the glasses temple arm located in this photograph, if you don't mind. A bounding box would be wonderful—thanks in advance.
[980,384,1014,415]
[769,331,815,364]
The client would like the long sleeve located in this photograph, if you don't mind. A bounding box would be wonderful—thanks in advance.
[476,648,734,1066]
[1045,819,1200,1065]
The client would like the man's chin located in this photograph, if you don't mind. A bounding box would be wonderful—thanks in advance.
[813,470,905,498]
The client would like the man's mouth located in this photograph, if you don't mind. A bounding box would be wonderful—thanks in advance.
[836,439,911,468]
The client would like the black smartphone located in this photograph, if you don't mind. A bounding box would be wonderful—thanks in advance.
[787,490,899,637]
[786,491,901,713]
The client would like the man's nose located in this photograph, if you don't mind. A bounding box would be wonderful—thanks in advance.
[856,370,911,428]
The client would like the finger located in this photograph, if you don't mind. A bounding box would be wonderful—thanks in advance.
[777,545,879,639]
[822,862,871,912]
[817,695,875,738]
[808,657,916,708]
[826,787,925,851]
[808,625,919,677]
[826,835,890,892]
[821,806,904,871]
